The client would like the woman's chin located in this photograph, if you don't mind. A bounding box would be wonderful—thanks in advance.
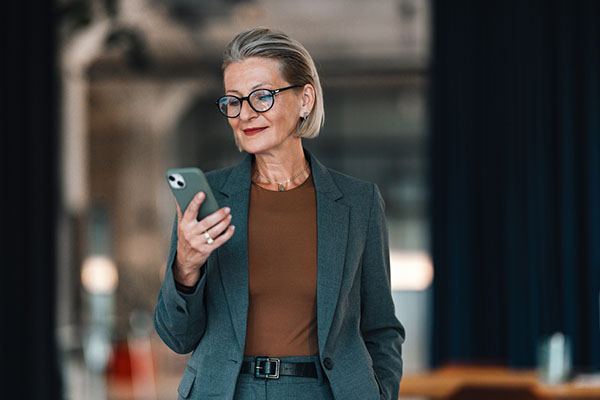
[237,134,297,156]
[238,139,272,155]
[238,141,260,154]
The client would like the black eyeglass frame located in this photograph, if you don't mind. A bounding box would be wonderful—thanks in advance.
[215,85,303,118]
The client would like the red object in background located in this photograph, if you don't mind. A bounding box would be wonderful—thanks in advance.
[107,340,132,382]
[106,340,134,398]
[105,338,157,399]
[129,337,158,399]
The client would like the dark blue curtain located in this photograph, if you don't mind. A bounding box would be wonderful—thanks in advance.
[431,0,600,370]
[1,1,62,398]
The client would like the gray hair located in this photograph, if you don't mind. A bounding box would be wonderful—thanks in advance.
[222,27,324,139]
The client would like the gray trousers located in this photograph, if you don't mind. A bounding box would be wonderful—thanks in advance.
[234,356,335,400]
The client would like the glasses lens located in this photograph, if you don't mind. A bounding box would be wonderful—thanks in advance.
[249,90,274,112]
[218,96,241,117]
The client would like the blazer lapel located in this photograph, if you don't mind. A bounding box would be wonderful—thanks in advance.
[309,152,350,355]
[215,155,252,350]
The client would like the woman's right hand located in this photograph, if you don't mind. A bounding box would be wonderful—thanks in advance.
[173,192,235,286]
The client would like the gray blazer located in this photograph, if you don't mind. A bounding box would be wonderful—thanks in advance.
[154,150,405,400]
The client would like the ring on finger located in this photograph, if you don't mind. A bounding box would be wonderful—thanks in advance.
[203,230,214,244]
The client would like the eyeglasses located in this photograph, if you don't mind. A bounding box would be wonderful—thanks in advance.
[216,85,302,118]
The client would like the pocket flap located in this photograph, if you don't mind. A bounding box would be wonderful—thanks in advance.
[177,365,197,399]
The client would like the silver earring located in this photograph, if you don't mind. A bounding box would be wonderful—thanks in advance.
[295,113,308,137]
[299,113,308,129]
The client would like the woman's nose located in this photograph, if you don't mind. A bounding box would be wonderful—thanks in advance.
[238,98,258,120]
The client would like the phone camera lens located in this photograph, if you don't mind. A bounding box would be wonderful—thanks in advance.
[168,176,175,181]
[177,180,184,187]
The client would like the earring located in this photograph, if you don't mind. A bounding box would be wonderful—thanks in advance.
[300,113,308,128]
[296,113,308,137]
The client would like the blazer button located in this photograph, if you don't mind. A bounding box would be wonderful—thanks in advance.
[176,305,184,313]
[323,357,334,370]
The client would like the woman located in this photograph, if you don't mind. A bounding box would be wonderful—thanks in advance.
[155,28,405,400]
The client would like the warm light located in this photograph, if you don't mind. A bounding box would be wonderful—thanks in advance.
[390,250,433,291]
[81,255,119,294]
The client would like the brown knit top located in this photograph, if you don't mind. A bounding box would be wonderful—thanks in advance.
[244,174,319,357]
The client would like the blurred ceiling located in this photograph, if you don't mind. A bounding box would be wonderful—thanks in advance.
[160,0,430,62]
[88,0,430,75]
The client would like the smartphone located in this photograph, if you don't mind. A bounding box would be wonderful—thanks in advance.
[166,168,220,221]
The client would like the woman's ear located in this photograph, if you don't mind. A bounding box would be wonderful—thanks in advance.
[300,84,316,117]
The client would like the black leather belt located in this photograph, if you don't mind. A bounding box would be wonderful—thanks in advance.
[241,357,318,379]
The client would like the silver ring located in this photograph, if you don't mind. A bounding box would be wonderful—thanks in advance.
[203,231,214,244]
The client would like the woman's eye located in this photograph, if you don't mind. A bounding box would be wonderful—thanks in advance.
[252,90,271,99]
[254,92,271,101]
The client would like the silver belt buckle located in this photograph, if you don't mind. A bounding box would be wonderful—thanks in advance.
[254,357,281,379]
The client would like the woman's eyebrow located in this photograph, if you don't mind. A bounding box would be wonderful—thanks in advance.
[226,82,271,95]
[251,82,270,90]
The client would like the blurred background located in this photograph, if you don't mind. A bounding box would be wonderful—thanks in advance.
[2,0,599,399]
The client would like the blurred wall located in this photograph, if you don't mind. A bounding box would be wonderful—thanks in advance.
[56,0,432,397]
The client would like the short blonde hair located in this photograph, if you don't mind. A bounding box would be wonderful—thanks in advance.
[222,27,324,139]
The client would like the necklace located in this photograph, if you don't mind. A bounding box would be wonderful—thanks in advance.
[255,162,310,191]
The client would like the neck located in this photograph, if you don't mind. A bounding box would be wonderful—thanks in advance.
[253,142,309,189]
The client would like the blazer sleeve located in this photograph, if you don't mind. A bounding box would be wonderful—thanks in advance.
[154,216,208,354]
[360,184,406,400]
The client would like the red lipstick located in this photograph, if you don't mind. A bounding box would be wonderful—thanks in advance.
[243,127,266,136]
